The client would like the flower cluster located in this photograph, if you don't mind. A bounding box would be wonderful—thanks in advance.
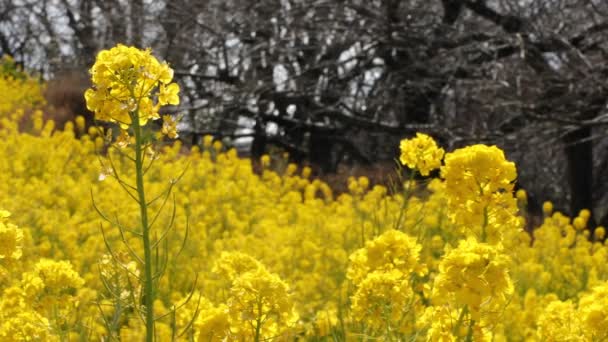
[441,144,521,243]
[211,252,298,339]
[0,210,23,261]
[347,230,426,335]
[432,238,513,321]
[84,44,179,127]
[0,56,45,117]
[399,133,444,176]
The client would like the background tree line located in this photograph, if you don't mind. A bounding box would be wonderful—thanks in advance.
[3,0,608,226]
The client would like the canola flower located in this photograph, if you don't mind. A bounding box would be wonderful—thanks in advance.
[0,55,45,117]
[212,252,298,341]
[430,238,514,341]
[85,44,181,342]
[347,229,427,338]
[440,144,521,243]
[399,133,444,176]
[84,44,179,128]
[0,210,23,261]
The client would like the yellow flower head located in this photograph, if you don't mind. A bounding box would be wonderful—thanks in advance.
[516,189,527,203]
[84,44,180,128]
[441,144,516,202]
[595,226,606,240]
[194,298,230,341]
[0,212,23,260]
[399,133,444,176]
[432,238,513,320]
[440,144,518,238]
[347,229,426,285]
[579,282,608,340]
[31,259,85,293]
[227,266,297,339]
[212,251,263,282]
[542,201,553,215]
[537,300,582,341]
[160,114,179,139]
[350,270,414,330]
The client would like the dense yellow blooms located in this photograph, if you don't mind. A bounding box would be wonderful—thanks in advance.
[432,238,513,321]
[84,44,179,127]
[347,229,426,284]
[537,300,582,341]
[0,210,23,260]
[578,282,608,340]
[350,269,414,332]
[195,299,230,341]
[2,70,608,342]
[346,230,427,337]
[0,56,45,116]
[399,133,444,176]
[440,144,522,243]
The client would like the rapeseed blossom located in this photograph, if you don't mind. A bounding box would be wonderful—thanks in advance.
[350,269,414,331]
[84,44,179,127]
[432,238,513,321]
[0,210,23,260]
[399,133,444,175]
[0,56,45,116]
[537,300,582,341]
[578,282,608,340]
[440,144,521,243]
[347,229,426,284]
[347,230,426,337]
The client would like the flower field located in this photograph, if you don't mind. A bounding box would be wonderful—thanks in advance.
[1,47,607,341]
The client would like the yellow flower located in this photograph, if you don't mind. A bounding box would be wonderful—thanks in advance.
[160,114,179,139]
[194,298,230,341]
[212,251,263,282]
[573,216,586,231]
[595,226,605,240]
[0,309,52,341]
[350,269,414,331]
[159,83,180,105]
[516,189,527,203]
[31,259,85,293]
[227,266,298,339]
[542,201,553,215]
[399,133,444,176]
[347,229,426,285]
[432,238,513,320]
[0,212,23,260]
[537,300,582,341]
[441,144,516,202]
[578,282,608,340]
[440,144,519,242]
[84,44,179,128]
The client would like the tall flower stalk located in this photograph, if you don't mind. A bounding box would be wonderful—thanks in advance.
[85,44,181,341]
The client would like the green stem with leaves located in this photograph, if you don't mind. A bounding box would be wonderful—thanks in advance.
[132,112,155,342]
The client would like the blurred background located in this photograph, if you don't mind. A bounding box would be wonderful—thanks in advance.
[2,0,608,224]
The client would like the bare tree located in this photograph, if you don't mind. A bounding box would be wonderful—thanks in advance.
[4,0,608,222]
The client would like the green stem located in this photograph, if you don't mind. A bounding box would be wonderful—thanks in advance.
[464,319,475,342]
[133,114,155,342]
[453,305,468,337]
[254,300,262,342]
[395,171,416,231]
[481,206,488,243]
